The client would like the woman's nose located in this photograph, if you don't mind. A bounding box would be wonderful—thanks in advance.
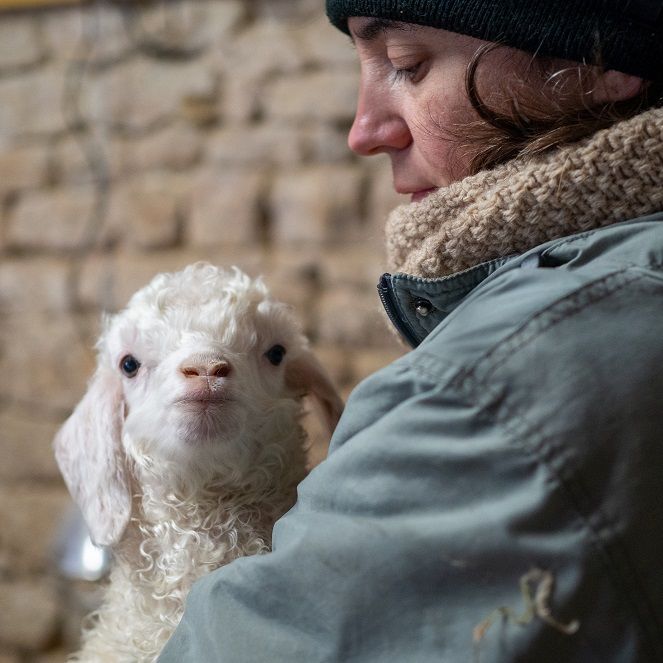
[348,85,412,156]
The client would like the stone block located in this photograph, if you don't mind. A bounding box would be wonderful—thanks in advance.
[0,258,71,313]
[107,174,187,251]
[213,19,305,122]
[270,165,364,246]
[0,14,46,72]
[41,6,84,62]
[0,312,97,412]
[187,168,263,248]
[216,19,304,80]
[0,486,71,576]
[317,286,396,348]
[44,3,132,65]
[51,134,124,187]
[0,412,61,482]
[0,578,60,650]
[301,123,354,163]
[318,245,387,291]
[135,0,249,57]
[84,57,216,132]
[293,14,359,68]
[252,0,321,21]
[136,1,213,56]
[6,187,103,252]
[133,0,247,61]
[218,72,263,123]
[125,122,203,173]
[264,70,359,123]
[0,68,68,139]
[200,0,247,37]
[261,250,322,318]
[208,123,303,166]
[53,123,203,186]
[76,254,115,312]
[0,145,49,194]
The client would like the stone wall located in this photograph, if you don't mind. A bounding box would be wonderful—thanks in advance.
[0,0,407,659]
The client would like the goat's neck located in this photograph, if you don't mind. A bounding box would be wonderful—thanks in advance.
[115,423,308,577]
[75,419,309,661]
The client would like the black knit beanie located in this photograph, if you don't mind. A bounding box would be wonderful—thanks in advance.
[326,0,663,81]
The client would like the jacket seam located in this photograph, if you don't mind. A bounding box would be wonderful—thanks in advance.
[393,255,512,286]
[451,267,640,389]
[437,267,661,659]
[404,261,663,655]
[466,372,662,661]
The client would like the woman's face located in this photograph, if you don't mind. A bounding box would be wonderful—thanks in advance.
[347,17,533,200]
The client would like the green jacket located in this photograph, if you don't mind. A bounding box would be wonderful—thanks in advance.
[159,215,663,662]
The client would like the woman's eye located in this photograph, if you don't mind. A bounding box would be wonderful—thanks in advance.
[394,63,421,81]
[120,354,141,378]
[392,60,425,83]
[265,345,286,367]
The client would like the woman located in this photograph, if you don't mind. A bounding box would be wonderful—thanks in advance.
[160,2,663,661]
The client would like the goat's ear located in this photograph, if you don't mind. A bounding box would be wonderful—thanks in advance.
[53,366,131,547]
[286,351,344,436]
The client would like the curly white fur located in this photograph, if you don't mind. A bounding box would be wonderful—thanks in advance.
[54,264,343,662]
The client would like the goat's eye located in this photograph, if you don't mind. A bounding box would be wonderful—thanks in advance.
[120,354,141,378]
[265,344,286,366]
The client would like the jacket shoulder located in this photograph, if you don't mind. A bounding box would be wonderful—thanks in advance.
[422,218,663,394]
[410,223,663,659]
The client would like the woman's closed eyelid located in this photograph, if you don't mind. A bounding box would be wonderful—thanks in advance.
[387,42,426,57]
[390,57,428,83]
[390,56,424,70]
[387,46,429,66]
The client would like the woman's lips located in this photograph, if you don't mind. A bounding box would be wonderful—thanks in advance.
[410,188,438,203]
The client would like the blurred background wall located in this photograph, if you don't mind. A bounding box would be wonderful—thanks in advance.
[0,0,407,659]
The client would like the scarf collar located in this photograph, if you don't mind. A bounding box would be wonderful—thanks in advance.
[386,107,663,278]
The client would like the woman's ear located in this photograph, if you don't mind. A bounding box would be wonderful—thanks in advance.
[286,351,344,436]
[53,366,131,547]
[589,70,644,105]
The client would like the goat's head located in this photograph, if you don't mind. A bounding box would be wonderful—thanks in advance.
[53,263,343,546]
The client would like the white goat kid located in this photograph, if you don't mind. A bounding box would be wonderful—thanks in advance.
[54,263,343,662]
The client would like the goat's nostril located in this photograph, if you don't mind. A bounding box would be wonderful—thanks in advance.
[180,361,231,379]
[210,362,231,378]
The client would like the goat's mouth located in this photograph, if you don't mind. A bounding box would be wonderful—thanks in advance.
[174,395,232,410]
[173,395,239,443]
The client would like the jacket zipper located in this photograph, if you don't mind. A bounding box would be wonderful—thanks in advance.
[377,274,420,348]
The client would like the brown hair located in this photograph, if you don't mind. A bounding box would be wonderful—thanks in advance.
[460,43,663,175]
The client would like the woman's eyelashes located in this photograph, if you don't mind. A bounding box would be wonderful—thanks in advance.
[390,57,427,83]
[393,64,422,82]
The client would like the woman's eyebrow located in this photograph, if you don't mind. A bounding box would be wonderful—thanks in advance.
[350,18,416,43]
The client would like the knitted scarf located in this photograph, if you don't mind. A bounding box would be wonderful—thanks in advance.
[386,107,663,278]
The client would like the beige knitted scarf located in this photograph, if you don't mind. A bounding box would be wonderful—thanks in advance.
[386,107,663,278]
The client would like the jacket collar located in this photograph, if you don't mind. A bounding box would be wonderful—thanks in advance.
[380,215,663,347]
[378,255,516,348]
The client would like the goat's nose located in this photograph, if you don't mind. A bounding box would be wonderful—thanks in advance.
[180,360,232,379]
